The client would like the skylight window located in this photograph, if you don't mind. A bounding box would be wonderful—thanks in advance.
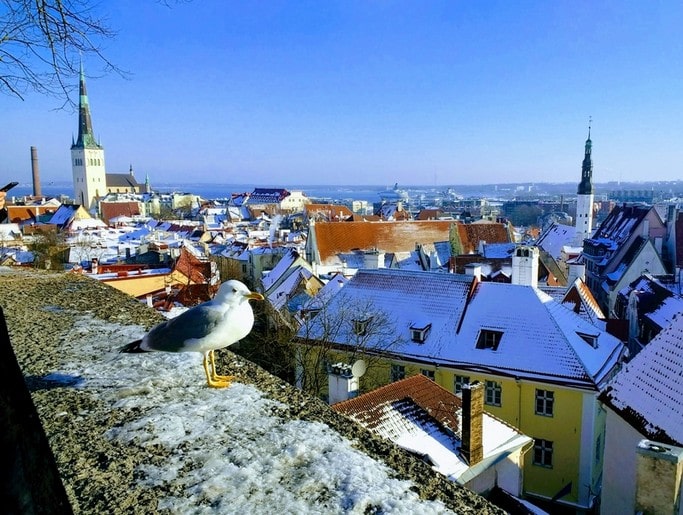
[577,332,599,348]
[476,329,503,350]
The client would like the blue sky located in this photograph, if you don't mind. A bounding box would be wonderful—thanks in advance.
[3,1,683,187]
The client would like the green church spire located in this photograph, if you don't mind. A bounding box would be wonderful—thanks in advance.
[72,63,102,150]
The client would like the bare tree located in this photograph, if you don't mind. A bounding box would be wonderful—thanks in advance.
[0,0,120,102]
[68,230,107,264]
[28,228,66,269]
[293,294,406,398]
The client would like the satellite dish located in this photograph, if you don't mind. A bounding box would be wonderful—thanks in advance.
[351,359,367,378]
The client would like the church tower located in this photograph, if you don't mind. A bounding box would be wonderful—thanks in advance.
[71,63,106,212]
[574,122,594,246]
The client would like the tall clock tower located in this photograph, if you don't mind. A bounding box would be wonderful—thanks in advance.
[71,63,106,212]
[574,123,594,246]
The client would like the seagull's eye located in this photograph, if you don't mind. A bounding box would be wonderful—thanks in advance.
[232,288,237,293]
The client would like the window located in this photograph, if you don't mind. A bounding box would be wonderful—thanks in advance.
[577,331,598,348]
[421,369,435,380]
[454,375,470,395]
[353,317,372,336]
[391,364,405,382]
[305,308,321,320]
[535,389,554,417]
[410,322,432,343]
[533,439,553,468]
[476,329,503,350]
[485,380,502,406]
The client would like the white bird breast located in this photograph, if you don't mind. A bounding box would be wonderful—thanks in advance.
[188,301,255,354]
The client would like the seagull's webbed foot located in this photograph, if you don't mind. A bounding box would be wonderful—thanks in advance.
[207,376,231,388]
[209,350,235,384]
[203,351,234,388]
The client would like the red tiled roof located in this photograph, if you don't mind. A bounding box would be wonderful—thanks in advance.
[313,220,453,264]
[305,204,354,221]
[7,205,57,223]
[417,209,443,221]
[562,279,605,322]
[333,374,461,434]
[347,214,381,222]
[455,222,511,254]
[100,202,141,224]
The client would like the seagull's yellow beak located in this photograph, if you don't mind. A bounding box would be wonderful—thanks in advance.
[247,291,265,301]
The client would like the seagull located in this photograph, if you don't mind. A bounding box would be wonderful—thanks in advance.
[121,280,264,388]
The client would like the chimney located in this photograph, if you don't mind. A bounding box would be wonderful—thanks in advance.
[327,363,359,405]
[363,249,384,270]
[30,146,42,197]
[635,439,683,514]
[461,381,484,466]
[567,261,586,285]
[642,218,650,238]
[512,245,539,287]
[465,263,482,281]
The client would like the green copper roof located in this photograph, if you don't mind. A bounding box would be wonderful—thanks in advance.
[72,63,102,150]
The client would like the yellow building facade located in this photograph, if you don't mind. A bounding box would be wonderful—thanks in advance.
[294,268,623,511]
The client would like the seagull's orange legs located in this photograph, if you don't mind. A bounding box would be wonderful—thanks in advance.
[201,350,234,388]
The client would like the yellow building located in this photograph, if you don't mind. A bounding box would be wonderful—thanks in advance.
[294,265,625,512]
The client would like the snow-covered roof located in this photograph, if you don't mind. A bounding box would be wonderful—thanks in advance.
[333,375,530,484]
[268,267,314,311]
[298,269,624,387]
[601,314,683,445]
[535,223,576,261]
[560,278,605,326]
[262,248,300,292]
[69,218,107,231]
[618,274,683,331]
[48,204,82,226]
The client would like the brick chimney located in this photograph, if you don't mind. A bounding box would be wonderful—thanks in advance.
[31,146,42,197]
[461,381,484,466]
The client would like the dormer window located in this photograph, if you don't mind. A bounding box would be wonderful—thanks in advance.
[353,317,372,336]
[577,331,598,348]
[476,329,503,350]
[410,322,432,343]
[304,308,321,320]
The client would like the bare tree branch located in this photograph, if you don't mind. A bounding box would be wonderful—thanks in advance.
[0,0,124,105]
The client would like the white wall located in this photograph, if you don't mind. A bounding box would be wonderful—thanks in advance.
[601,407,641,514]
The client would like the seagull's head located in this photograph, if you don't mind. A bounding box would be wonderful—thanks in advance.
[215,280,265,305]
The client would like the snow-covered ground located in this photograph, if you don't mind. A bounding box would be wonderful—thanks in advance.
[51,315,454,514]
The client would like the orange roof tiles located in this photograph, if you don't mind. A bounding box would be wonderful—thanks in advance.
[455,222,511,254]
[100,202,141,224]
[312,220,453,264]
[305,204,354,221]
[333,374,461,434]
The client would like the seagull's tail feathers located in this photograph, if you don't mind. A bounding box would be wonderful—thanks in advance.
[120,339,146,353]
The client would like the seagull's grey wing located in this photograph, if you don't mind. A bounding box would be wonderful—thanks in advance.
[143,305,224,352]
